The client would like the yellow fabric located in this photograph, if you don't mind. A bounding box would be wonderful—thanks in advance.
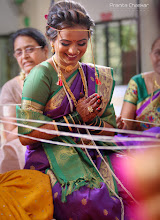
[0,170,53,220]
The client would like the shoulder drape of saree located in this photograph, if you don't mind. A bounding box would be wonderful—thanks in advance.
[94,64,117,127]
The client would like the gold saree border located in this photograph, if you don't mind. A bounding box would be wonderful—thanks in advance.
[21,100,44,113]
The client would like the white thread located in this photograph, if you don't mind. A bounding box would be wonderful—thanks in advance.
[2,127,160,151]
[122,117,160,127]
[1,119,159,145]
[63,83,73,112]
[1,103,159,127]
[0,115,158,138]
[79,62,88,97]
[0,104,21,106]
[80,127,125,220]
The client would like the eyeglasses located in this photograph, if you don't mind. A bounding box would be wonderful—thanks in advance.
[14,46,43,58]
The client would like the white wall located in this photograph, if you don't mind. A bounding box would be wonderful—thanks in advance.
[0,0,19,35]
[19,0,51,36]
[75,0,136,21]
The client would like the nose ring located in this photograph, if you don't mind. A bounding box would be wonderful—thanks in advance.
[77,50,80,55]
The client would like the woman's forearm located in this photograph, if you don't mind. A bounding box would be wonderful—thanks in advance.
[19,111,83,145]
[19,122,57,145]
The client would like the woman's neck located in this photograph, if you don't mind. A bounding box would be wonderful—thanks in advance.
[52,55,79,79]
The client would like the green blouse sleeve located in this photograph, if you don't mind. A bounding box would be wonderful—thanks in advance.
[22,64,53,110]
[123,78,138,105]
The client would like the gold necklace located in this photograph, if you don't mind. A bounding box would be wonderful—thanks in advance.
[20,70,26,80]
[54,56,79,73]
[52,56,87,107]
[154,77,160,89]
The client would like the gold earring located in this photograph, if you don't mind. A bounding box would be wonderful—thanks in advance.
[51,43,55,54]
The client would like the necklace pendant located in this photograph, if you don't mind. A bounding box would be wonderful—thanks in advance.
[65,65,73,73]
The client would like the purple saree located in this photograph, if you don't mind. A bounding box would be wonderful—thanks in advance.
[18,62,134,220]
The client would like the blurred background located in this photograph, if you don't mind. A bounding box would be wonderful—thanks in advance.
[0,0,159,114]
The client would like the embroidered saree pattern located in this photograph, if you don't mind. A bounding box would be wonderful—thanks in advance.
[124,73,160,130]
[21,99,44,113]
[124,79,138,105]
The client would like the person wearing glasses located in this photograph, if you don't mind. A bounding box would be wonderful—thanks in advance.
[0,27,48,173]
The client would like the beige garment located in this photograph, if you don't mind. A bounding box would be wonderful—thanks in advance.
[0,76,22,107]
[0,76,26,173]
[0,139,26,173]
[0,77,22,142]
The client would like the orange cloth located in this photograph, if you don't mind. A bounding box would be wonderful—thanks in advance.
[0,169,54,220]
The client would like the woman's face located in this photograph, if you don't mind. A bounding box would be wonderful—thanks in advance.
[150,39,160,75]
[52,25,89,67]
[14,36,48,74]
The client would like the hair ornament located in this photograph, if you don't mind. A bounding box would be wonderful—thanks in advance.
[44,14,48,20]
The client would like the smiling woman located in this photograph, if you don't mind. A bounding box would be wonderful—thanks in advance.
[15,1,136,220]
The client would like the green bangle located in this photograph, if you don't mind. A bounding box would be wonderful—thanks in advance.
[55,111,83,132]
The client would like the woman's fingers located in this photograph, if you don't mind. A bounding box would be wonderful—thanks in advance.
[90,98,102,111]
[116,115,126,129]
[78,93,102,113]
[86,93,102,104]
[85,93,98,102]
[76,93,103,122]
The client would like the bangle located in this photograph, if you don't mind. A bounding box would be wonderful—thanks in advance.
[55,111,83,132]
[86,116,104,134]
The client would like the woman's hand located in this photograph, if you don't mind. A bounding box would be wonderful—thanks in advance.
[76,93,102,123]
[116,115,127,129]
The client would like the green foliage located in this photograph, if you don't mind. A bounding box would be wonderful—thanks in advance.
[14,0,24,5]
[24,16,30,27]
[121,24,137,52]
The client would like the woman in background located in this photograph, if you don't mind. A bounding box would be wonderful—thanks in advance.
[0,27,49,173]
[117,36,160,131]
[0,28,53,220]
